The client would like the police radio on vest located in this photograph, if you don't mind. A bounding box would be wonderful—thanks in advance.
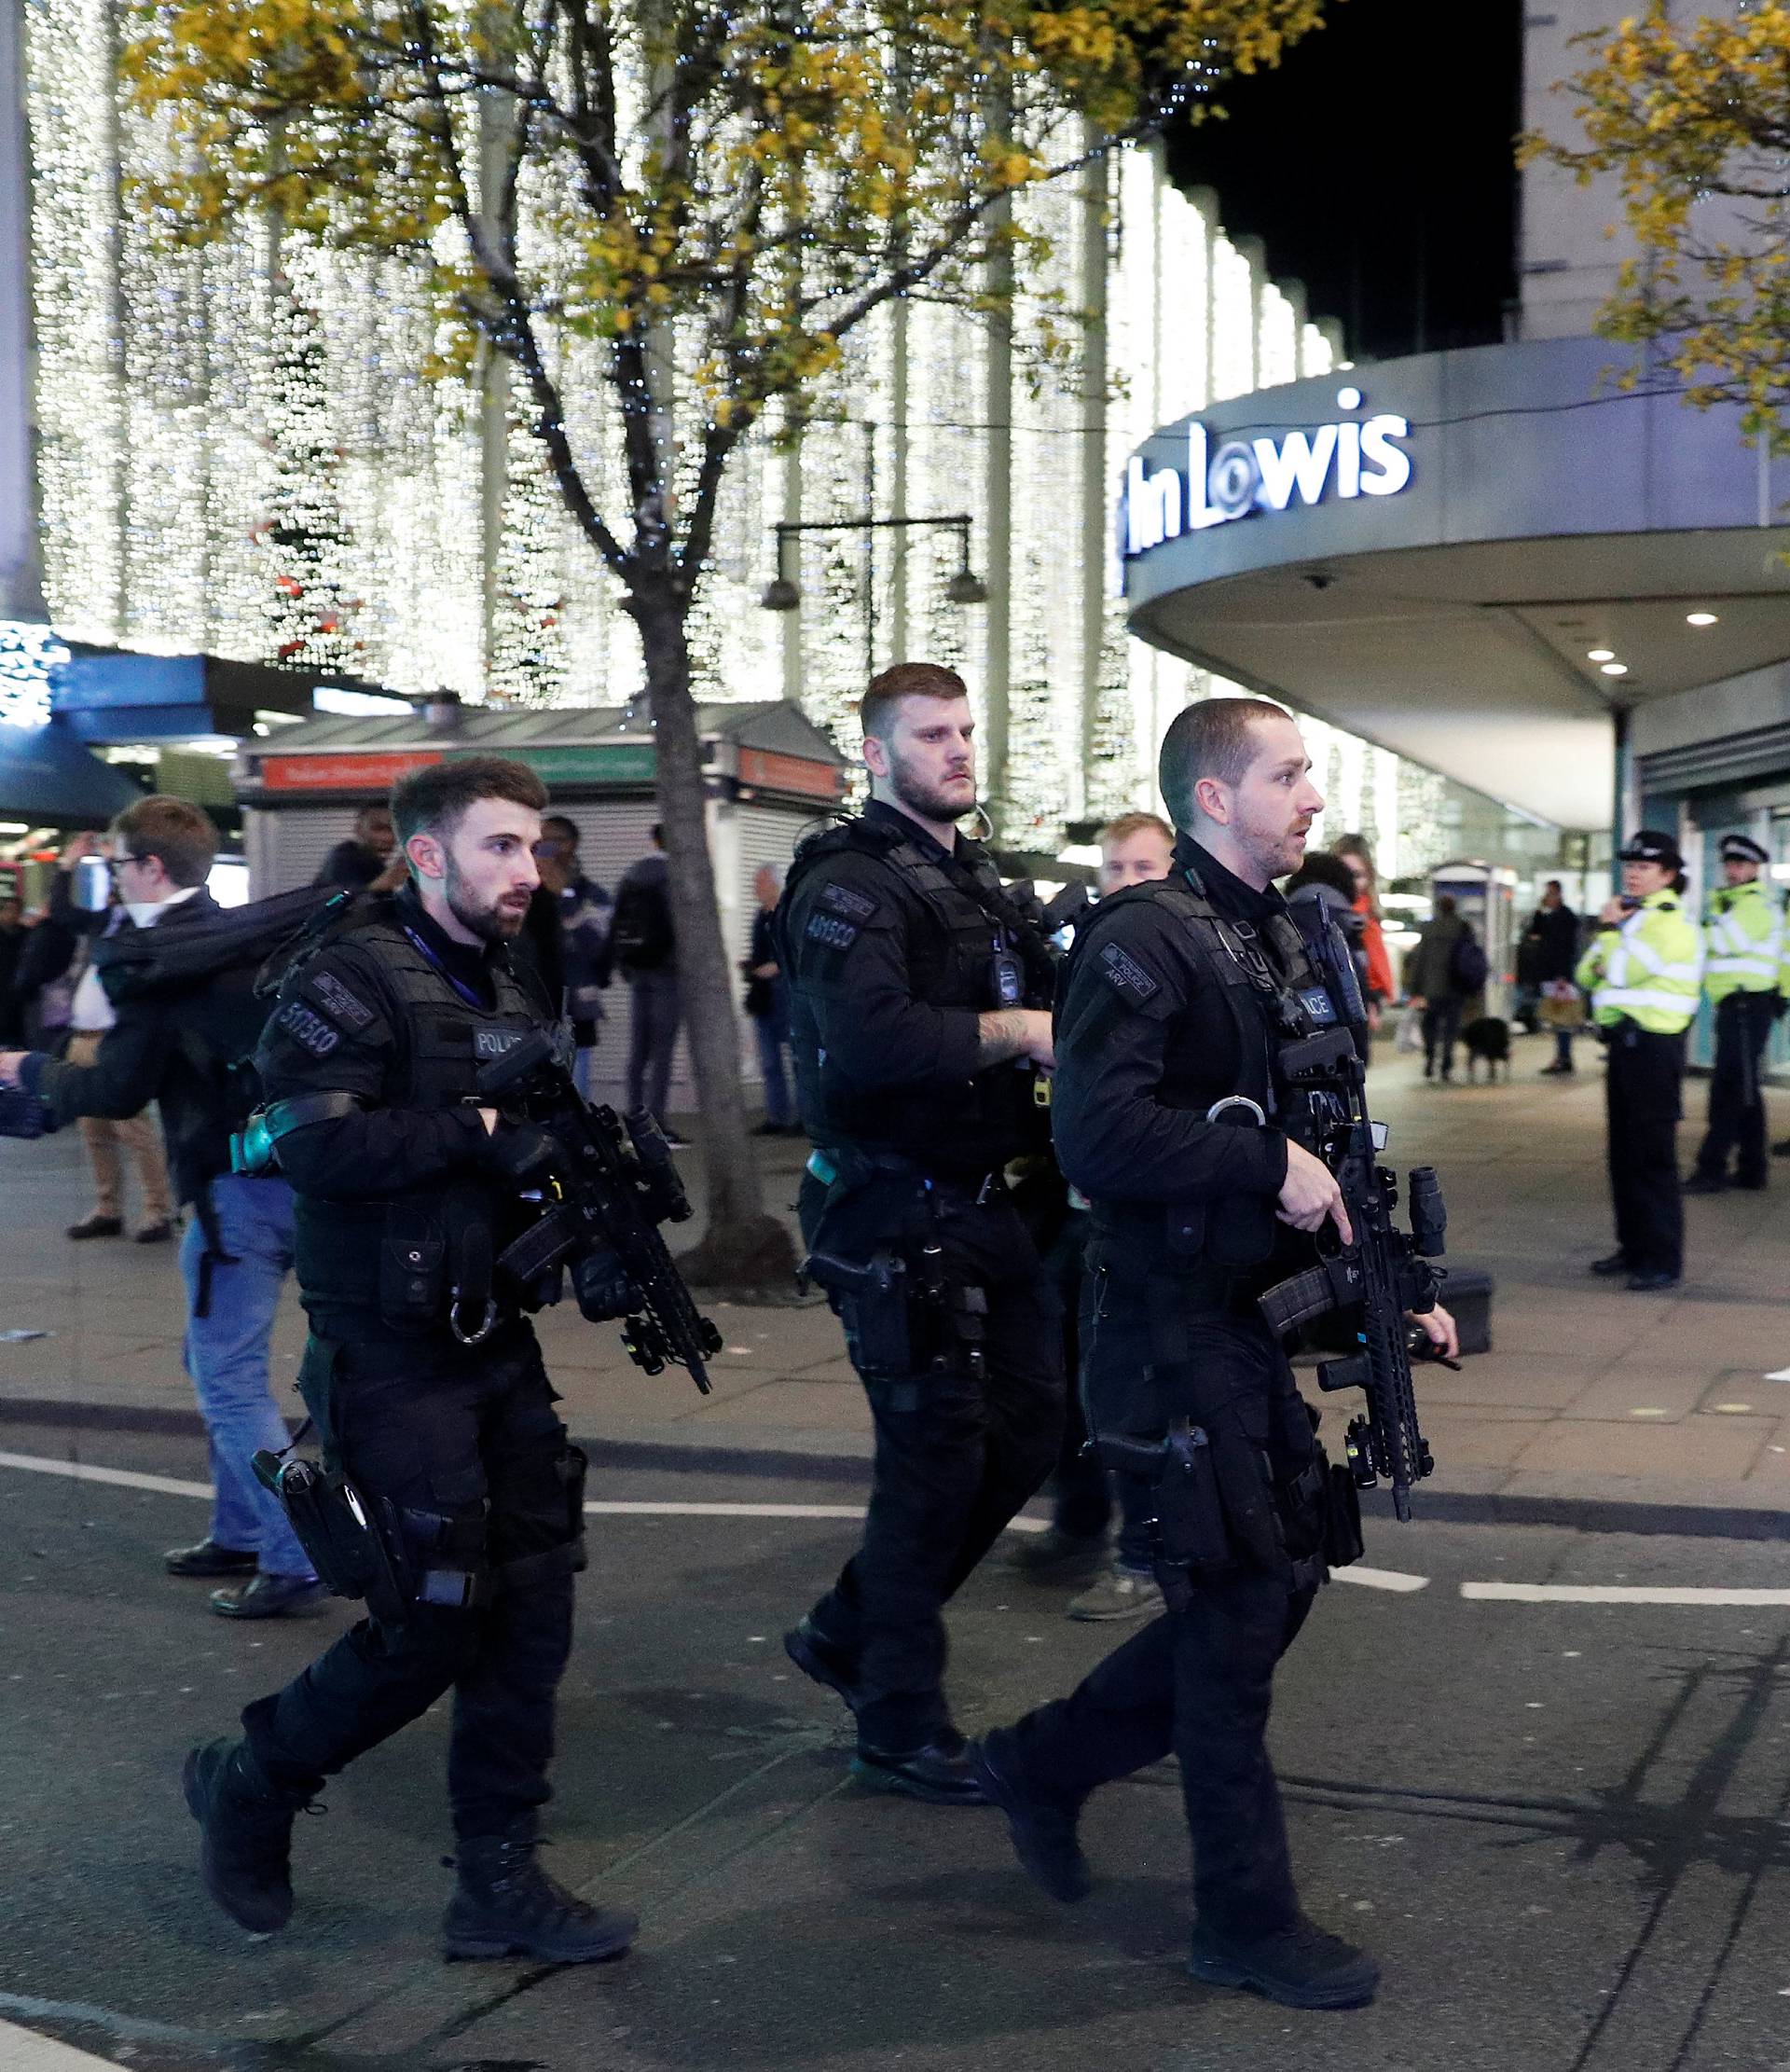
[1124,389,1414,558]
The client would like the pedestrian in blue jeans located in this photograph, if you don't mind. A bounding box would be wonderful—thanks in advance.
[181,1174,314,1585]
[745,863,797,1134]
[0,793,323,1618]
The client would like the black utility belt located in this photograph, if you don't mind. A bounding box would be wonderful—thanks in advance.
[806,1145,1009,1201]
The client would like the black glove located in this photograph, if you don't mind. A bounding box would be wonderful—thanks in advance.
[0,1087,56,1139]
[483,1118,558,1188]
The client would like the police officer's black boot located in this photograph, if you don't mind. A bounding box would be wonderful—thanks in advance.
[183,1735,316,1934]
[1187,1915,1381,2010]
[969,1734,1092,1900]
[443,1821,637,1964]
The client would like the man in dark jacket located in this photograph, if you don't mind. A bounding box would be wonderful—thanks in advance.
[0,796,321,1616]
[0,892,24,1043]
[1403,896,1475,1082]
[1521,880,1581,1074]
[313,805,396,890]
[613,824,683,1143]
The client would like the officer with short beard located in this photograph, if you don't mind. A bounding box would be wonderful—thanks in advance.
[778,660,1064,1803]
[182,755,636,1966]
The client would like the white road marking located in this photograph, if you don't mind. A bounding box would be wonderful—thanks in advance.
[1463,1582,1790,1606]
[1333,1565,1429,1594]
[0,2019,117,2070]
[16,1453,1783,1605]
[0,1449,211,1499]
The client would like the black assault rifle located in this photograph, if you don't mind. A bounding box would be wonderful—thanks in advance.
[475,1029,723,1393]
[1258,1021,1445,1522]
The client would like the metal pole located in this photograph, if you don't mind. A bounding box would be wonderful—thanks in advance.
[1612,700,1635,851]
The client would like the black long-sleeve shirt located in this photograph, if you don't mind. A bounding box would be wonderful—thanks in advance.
[18,890,266,1203]
[253,891,503,1201]
[1051,837,1291,1210]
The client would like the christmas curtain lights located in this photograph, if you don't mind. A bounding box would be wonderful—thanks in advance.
[24,7,1426,864]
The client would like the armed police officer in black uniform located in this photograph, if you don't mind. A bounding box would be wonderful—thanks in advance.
[970,698,1455,2012]
[778,661,1064,1804]
[182,757,637,1967]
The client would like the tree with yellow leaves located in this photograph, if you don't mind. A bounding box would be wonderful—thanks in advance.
[127,0,1328,1284]
[1528,0,1790,449]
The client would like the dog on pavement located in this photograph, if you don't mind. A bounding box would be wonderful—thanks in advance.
[1460,1015,1511,1083]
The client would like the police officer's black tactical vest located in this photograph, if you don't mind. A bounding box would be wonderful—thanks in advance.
[282,905,550,1332]
[1076,866,1360,1267]
[780,814,1053,1172]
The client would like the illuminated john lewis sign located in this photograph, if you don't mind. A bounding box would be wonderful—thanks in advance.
[1123,388,1413,557]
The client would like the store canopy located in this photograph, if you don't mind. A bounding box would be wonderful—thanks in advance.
[1122,338,1790,832]
[0,716,142,826]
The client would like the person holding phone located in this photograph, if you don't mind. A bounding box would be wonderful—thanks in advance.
[1577,832,1704,1292]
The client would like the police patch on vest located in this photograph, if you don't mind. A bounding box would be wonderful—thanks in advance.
[308,971,375,1030]
[475,1029,524,1059]
[820,881,878,924]
[806,911,861,951]
[1098,942,1159,1004]
[273,999,341,1058]
[1297,986,1339,1028]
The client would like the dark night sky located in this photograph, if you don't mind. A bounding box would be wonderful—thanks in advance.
[1166,0,1522,363]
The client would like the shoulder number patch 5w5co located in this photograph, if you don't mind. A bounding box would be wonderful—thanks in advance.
[1098,942,1160,1004]
[273,999,341,1058]
[806,911,861,951]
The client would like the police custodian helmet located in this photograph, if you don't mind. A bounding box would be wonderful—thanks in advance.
[1616,829,1685,871]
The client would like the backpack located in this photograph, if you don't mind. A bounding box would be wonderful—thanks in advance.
[1450,928,1489,995]
[610,871,674,973]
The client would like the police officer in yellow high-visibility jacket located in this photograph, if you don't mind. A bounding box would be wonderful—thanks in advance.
[1688,835,1782,1194]
[1577,831,1704,1292]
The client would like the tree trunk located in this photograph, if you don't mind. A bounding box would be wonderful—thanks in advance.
[632,578,797,1291]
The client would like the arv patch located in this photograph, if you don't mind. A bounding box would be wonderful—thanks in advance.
[308,970,375,1030]
[820,881,878,923]
[1098,941,1160,1004]
[273,998,341,1058]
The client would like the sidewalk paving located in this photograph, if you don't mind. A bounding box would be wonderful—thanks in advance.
[3,1031,1789,1526]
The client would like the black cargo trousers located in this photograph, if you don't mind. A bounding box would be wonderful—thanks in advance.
[1604,1020,1687,1278]
[241,1320,585,1843]
[1695,989,1778,1188]
[800,1167,1065,1748]
[990,1261,1324,1940]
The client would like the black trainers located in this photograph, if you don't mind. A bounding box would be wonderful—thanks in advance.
[851,1732,986,1805]
[1187,1916,1380,2010]
[443,1829,637,1964]
[183,1736,318,1934]
[165,1538,257,1579]
[783,1616,861,1717]
[1588,1251,1631,1278]
[209,1573,331,1621]
[969,1736,1091,1900]
[1007,1526,1108,1582]
[1682,1172,1728,1195]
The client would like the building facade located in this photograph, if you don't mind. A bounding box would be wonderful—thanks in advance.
[19,1,1502,880]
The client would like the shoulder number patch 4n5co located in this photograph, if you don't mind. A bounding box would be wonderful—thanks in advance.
[308,970,375,1031]
[273,998,341,1058]
[819,881,878,924]
[1098,942,1160,1005]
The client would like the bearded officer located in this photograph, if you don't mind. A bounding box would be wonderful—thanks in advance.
[1687,833,1781,1194]
[967,697,1454,2012]
[1578,830,1704,1290]
[182,756,636,1964]
[778,660,1064,1803]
